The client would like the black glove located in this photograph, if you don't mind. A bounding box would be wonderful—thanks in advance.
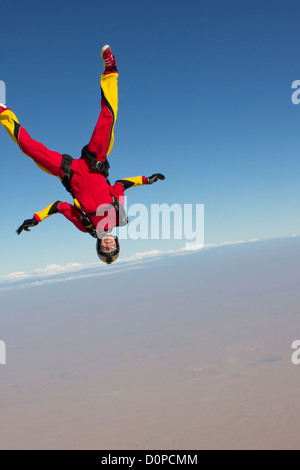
[16,218,39,235]
[146,173,166,185]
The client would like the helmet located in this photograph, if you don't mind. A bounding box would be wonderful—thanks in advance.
[96,235,120,264]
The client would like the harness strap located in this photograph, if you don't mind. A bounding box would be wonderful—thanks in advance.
[73,199,98,238]
[86,197,128,227]
[61,154,74,195]
[86,197,118,217]
[81,145,110,177]
[80,215,98,238]
[60,154,128,235]
[60,157,97,238]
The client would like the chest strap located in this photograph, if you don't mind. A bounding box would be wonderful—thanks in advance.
[86,197,128,227]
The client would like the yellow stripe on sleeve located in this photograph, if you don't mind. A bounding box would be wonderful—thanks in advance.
[121,176,144,187]
[0,108,20,145]
[34,202,58,221]
[100,72,118,156]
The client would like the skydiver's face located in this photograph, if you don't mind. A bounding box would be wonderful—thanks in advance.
[100,235,117,253]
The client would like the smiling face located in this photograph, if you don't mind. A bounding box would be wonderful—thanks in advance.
[100,235,117,253]
[96,234,120,264]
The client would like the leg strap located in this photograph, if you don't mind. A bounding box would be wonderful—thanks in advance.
[81,145,110,176]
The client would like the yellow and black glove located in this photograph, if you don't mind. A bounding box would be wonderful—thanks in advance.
[16,218,39,235]
[146,173,165,184]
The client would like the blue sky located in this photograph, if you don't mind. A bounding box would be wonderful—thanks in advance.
[0,0,299,276]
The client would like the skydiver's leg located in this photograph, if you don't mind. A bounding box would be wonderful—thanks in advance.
[0,106,63,177]
[85,70,118,163]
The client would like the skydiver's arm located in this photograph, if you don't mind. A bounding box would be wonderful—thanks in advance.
[35,201,87,232]
[16,201,61,234]
[115,176,148,190]
[115,174,165,190]
[34,201,61,223]
[17,201,87,234]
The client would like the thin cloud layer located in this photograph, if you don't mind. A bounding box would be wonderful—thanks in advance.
[0,236,297,291]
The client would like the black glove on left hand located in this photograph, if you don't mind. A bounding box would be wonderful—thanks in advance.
[16,218,39,235]
[146,173,166,185]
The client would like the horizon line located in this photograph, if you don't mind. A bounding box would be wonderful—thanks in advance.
[0,234,299,292]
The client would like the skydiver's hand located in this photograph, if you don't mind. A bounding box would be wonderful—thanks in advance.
[146,173,166,185]
[16,218,39,235]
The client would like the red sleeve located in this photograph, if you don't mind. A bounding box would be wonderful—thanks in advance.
[113,182,125,197]
[58,202,87,233]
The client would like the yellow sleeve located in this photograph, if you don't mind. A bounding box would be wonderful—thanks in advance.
[116,176,147,189]
[34,201,61,222]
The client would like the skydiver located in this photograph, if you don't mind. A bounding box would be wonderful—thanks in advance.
[0,45,165,264]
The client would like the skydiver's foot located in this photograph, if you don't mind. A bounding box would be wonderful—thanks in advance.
[101,45,117,72]
[0,103,7,114]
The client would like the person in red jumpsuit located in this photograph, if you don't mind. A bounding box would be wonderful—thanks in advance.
[0,45,165,264]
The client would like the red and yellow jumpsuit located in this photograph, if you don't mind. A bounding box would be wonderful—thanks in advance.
[0,70,148,233]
